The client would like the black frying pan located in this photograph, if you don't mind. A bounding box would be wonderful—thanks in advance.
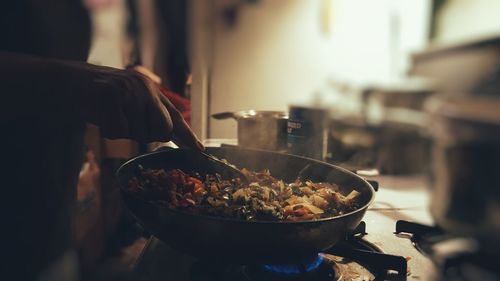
[116,147,376,263]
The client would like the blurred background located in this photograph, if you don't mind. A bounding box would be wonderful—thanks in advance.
[78,1,500,280]
[87,0,500,138]
[85,0,500,174]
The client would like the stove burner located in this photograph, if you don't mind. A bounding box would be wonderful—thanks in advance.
[247,255,338,281]
[132,221,409,281]
[262,254,324,275]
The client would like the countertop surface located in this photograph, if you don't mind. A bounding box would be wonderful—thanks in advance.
[362,174,436,280]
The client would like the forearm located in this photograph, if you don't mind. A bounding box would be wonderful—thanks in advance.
[0,52,201,148]
[0,52,81,121]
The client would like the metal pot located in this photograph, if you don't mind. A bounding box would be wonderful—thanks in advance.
[425,95,500,247]
[212,110,288,151]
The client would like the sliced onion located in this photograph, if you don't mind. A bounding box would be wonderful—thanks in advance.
[289,203,324,214]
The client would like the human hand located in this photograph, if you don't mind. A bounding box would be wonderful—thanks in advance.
[74,64,203,150]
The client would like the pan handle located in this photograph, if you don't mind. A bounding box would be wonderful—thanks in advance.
[366,180,379,192]
[211,111,236,120]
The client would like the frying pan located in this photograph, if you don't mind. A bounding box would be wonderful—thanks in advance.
[116,147,376,263]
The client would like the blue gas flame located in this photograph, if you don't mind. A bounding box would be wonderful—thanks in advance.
[262,254,324,275]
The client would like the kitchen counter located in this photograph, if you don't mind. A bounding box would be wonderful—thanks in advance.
[363,174,435,280]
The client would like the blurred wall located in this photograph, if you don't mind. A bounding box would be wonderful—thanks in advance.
[193,0,431,139]
[87,0,127,68]
[434,0,500,44]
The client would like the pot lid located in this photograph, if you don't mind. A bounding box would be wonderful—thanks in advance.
[234,110,288,119]
[425,95,500,125]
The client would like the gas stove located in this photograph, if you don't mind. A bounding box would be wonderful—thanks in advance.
[129,168,433,280]
[130,141,496,281]
[132,221,409,281]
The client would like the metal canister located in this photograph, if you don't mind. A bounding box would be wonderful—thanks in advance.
[287,106,329,160]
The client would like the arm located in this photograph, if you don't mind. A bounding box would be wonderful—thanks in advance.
[0,52,76,120]
[0,51,203,149]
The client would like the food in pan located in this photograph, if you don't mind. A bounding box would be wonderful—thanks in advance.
[127,167,360,221]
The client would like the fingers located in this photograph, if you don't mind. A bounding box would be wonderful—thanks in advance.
[119,75,174,143]
[96,83,131,139]
[99,107,130,140]
[85,67,200,146]
[93,72,169,142]
[120,79,149,141]
[140,78,173,142]
[159,93,204,151]
[135,71,203,149]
